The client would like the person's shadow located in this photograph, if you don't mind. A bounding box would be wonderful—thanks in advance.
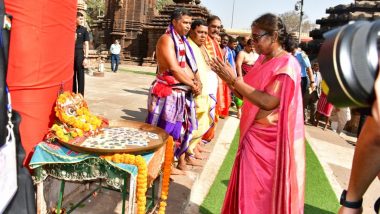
[122,88,149,96]
[121,108,147,122]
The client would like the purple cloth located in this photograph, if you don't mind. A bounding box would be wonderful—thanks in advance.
[146,87,197,158]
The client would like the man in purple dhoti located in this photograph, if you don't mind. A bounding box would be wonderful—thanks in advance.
[146,8,201,173]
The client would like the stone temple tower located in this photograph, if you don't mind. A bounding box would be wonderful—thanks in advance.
[142,0,210,65]
[103,0,211,65]
[103,0,157,64]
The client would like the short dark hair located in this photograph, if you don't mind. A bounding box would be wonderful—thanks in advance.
[246,39,254,46]
[207,15,221,25]
[77,12,84,17]
[220,33,228,39]
[191,19,207,30]
[237,36,248,43]
[170,8,191,22]
[286,36,299,51]
[228,36,237,43]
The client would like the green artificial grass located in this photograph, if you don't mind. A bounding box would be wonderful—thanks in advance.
[104,67,156,76]
[200,133,339,214]
[304,143,339,213]
[200,131,240,214]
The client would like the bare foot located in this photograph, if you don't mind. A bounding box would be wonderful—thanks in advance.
[197,144,210,153]
[185,156,204,166]
[194,147,207,160]
[171,166,186,175]
[176,162,189,171]
[194,152,206,160]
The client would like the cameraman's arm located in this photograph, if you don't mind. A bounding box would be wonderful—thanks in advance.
[372,71,380,125]
[339,116,380,214]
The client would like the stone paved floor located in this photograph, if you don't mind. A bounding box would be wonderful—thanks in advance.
[306,125,379,214]
[43,64,379,214]
[47,66,239,214]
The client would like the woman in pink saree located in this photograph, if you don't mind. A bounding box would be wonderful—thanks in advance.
[211,13,305,214]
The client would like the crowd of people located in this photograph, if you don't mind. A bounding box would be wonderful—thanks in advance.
[145,8,306,213]
[2,1,379,213]
[145,7,380,214]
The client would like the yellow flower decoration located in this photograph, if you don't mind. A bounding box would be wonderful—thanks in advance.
[158,137,174,214]
[46,91,107,143]
[101,153,148,214]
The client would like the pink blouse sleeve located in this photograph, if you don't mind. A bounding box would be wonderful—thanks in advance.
[264,74,290,98]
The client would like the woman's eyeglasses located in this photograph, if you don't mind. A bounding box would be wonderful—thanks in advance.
[252,32,269,43]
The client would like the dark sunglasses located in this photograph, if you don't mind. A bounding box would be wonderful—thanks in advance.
[252,32,269,43]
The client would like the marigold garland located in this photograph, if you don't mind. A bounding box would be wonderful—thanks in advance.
[101,154,148,214]
[101,137,174,214]
[158,136,174,214]
[46,91,107,143]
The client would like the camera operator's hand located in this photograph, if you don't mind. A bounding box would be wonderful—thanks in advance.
[338,206,363,214]
[373,71,380,126]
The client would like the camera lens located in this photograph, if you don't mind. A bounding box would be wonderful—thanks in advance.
[318,20,379,108]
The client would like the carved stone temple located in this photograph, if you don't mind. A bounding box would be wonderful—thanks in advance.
[102,0,210,65]
[305,0,380,133]
[306,0,380,59]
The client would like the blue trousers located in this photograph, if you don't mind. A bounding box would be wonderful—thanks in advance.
[111,54,120,72]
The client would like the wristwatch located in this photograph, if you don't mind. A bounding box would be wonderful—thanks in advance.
[340,190,363,209]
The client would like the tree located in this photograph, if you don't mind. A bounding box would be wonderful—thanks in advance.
[156,0,173,11]
[86,0,106,25]
[302,20,318,33]
[279,11,317,34]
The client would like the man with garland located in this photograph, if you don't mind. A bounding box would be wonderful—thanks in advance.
[205,16,231,120]
[201,15,231,145]
[146,8,201,173]
[187,19,218,165]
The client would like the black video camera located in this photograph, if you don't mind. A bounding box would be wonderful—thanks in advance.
[318,20,380,108]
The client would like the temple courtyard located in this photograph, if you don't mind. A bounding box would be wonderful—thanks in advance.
[41,64,379,214]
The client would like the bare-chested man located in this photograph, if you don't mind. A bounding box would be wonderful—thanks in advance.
[146,8,201,173]
[235,38,259,77]
[236,35,250,54]
[234,38,258,118]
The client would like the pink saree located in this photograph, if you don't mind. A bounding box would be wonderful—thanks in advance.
[222,54,305,214]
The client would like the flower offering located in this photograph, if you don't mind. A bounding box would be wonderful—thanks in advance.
[46,91,108,143]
